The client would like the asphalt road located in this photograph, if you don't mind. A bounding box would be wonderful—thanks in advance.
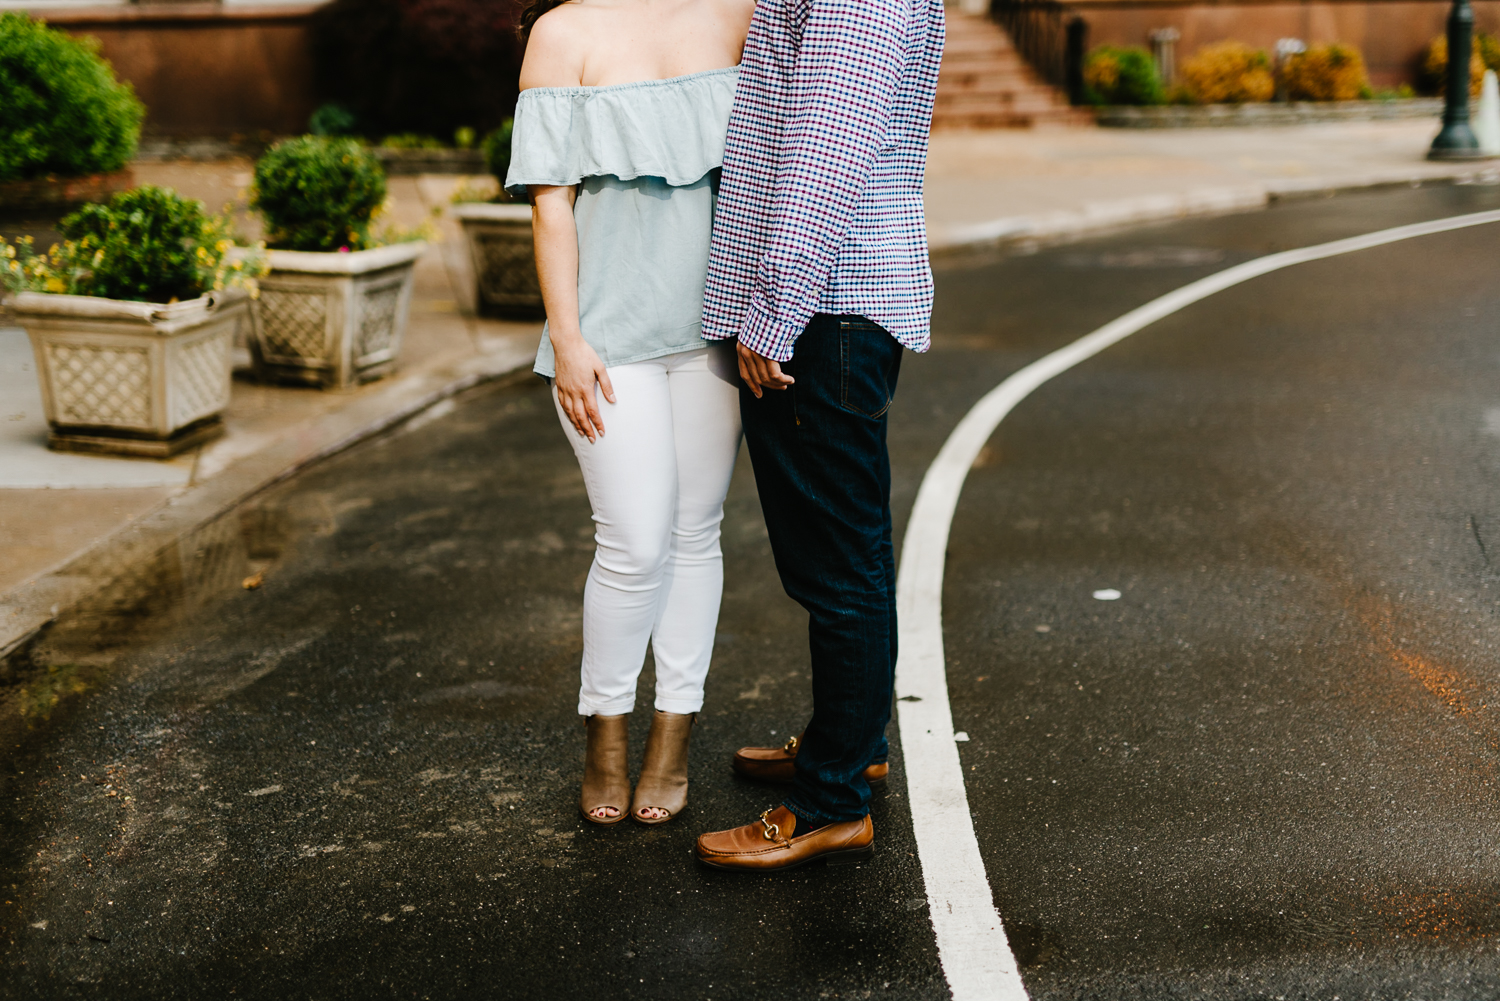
[5,182,1500,1000]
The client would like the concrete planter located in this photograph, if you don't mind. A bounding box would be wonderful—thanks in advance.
[251,241,426,389]
[452,203,543,320]
[12,287,249,457]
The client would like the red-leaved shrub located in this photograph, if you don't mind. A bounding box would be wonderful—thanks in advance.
[312,0,522,138]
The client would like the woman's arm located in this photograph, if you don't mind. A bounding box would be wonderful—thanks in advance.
[520,5,610,441]
[531,183,614,441]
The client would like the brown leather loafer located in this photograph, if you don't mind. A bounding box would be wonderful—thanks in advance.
[695,806,873,872]
[731,734,889,786]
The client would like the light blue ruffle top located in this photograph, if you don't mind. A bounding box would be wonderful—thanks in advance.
[504,66,739,379]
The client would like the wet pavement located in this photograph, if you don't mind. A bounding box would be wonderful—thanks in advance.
[5,182,1500,999]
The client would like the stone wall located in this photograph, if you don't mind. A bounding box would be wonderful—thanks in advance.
[30,3,323,139]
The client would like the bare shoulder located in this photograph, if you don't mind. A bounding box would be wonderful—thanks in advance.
[713,0,756,30]
[718,0,756,19]
[704,0,754,59]
[518,3,591,90]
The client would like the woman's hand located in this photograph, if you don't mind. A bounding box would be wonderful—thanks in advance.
[552,333,615,442]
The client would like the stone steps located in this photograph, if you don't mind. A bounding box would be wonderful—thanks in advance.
[933,12,1092,129]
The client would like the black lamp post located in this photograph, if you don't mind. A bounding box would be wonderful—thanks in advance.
[1429,0,1484,159]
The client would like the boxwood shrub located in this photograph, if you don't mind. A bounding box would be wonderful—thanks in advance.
[251,137,388,252]
[0,13,144,182]
[312,0,521,138]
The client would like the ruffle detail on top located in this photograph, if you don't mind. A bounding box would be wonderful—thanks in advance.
[505,66,738,196]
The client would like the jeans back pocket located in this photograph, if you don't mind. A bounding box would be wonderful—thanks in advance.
[838,319,901,419]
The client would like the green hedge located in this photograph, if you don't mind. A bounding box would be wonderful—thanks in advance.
[0,13,144,182]
[59,187,206,301]
[251,137,388,253]
[1082,46,1164,106]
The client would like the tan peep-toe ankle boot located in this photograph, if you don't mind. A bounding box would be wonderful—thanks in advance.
[631,710,694,825]
[580,714,630,826]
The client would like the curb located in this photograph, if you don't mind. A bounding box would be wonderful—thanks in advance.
[927,164,1500,255]
[1095,98,1443,129]
[0,341,536,669]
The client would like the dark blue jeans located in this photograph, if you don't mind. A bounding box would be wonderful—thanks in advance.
[739,314,903,824]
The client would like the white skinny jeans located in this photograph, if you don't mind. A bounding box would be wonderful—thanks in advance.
[554,344,742,716]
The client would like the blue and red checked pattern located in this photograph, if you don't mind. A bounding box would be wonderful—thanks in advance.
[702,0,945,361]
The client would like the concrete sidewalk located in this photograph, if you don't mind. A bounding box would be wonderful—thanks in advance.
[925,118,1498,250]
[2,116,1494,662]
[1,162,543,659]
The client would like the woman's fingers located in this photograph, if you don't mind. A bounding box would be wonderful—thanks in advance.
[584,393,605,437]
[558,380,608,441]
[559,387,595,442]
[582,369,608,436]
[567,401,590,440]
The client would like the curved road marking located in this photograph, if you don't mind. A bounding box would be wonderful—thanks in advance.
[897,209,1500,1001]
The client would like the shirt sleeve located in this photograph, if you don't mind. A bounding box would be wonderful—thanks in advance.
[736,0,910,362]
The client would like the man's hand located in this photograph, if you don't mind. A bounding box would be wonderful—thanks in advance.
[737,342,795,399]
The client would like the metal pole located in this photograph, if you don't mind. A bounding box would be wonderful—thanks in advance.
[1065,16,1087,105]
[1429,0,1484,159]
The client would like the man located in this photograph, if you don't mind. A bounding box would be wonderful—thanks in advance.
[694,0,945,872]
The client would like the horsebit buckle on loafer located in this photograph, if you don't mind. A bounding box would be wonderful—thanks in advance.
[782,735,799,754]
[759,809,782,843]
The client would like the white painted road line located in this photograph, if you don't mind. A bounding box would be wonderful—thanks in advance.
[897,208,1500,1001]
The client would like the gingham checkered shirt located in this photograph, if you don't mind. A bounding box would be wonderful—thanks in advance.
[701,0,945,362]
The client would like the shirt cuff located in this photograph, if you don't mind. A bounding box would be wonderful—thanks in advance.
[736,297,805,364]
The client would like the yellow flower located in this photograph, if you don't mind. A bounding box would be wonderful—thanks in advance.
[45,277,65,293]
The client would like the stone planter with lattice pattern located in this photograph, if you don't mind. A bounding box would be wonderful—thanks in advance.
[13,288,250,457]
[250,242,427,389]
[452,203,543,320]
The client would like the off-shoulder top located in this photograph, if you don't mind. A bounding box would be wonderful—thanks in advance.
[504,66,739,378]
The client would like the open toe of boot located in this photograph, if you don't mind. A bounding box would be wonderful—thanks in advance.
[631,710,694,825]
[580,714,631,826]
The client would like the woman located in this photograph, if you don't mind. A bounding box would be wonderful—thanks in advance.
[507,0,755,825]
